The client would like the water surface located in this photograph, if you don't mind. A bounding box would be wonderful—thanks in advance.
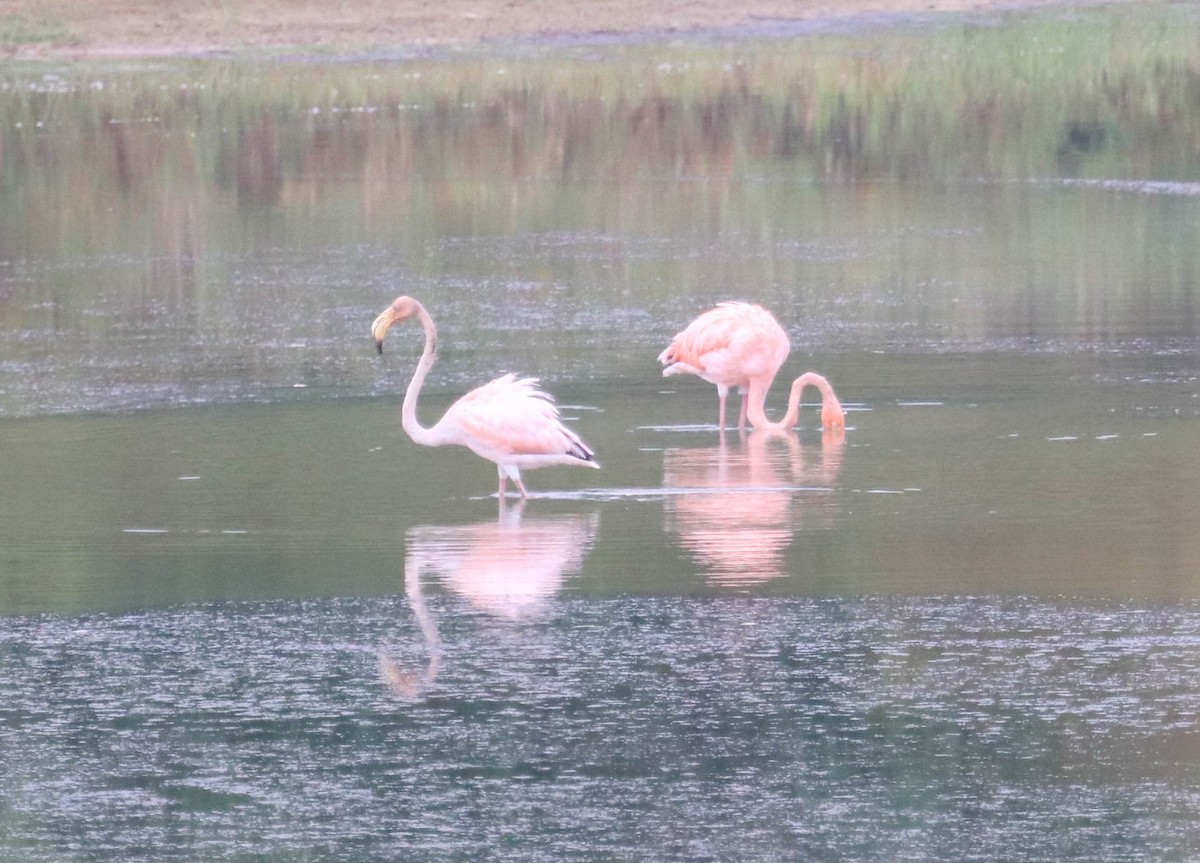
[5,595,1200,861]
[2,4,1200,860]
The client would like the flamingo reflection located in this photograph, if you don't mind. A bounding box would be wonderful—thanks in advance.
[663,428,845,586]
[379,501,598,697]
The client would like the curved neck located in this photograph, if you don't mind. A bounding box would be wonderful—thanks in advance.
[746,372,841,430]
[401,301,441,446]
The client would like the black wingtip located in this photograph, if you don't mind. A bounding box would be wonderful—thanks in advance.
[569,442,597,463]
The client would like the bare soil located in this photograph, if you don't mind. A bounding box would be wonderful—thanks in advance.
[1,0,1129,61]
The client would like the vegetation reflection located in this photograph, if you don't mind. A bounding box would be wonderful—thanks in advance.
[3,5,1200,265]
[1,5,1199,417]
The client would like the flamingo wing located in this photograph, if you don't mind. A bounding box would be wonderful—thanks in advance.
[439,374,594,462]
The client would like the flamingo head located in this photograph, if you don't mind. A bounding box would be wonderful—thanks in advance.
[821,397,846,430]
[372,296,419,354]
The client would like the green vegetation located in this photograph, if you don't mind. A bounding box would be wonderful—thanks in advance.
[0,2,1196,362]
[2,3,1198,184]
[0,12,71,49]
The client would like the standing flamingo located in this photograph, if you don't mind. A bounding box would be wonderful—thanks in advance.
[372,296,599,498]
[659,302,788,431]
[658,302,846,431]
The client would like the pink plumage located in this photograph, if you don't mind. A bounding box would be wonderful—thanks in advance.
[660,301,845,431]
[372,297,598,498]
[658,301,789,431]
[440,373,595,464]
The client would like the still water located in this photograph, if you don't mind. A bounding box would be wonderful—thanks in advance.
[3,4,1200,860]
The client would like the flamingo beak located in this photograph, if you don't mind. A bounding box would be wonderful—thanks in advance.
[822,403,846,430]
[371,309,397,354]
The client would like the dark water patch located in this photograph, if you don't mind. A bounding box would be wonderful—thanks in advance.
[5,595,1200,860]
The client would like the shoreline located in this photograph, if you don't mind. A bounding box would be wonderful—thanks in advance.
[1,0,1138,62]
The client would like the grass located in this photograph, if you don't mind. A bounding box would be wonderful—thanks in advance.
[0,12,71,49]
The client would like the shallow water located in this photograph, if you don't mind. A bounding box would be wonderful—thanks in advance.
[2,4,1200,860]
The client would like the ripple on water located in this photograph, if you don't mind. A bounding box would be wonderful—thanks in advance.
[4,595,1200,860]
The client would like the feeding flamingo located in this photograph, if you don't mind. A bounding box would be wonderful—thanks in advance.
[372,296,599,498]
[658,302,846,431]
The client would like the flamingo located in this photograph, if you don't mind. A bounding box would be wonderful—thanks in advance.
[372,296,599,498]
[658,302,846,431]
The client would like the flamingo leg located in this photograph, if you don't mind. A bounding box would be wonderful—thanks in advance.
[737,392,749,431]
[716,384,730,431]
[498,466,529,499]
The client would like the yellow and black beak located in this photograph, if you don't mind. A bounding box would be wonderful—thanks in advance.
[371,309,397,354]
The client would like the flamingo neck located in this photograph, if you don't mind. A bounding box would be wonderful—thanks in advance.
[401,301,443,447]
[744,379,784,430]
[747,372,842,430]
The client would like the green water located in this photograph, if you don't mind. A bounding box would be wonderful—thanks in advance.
[2,4,1200,860]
